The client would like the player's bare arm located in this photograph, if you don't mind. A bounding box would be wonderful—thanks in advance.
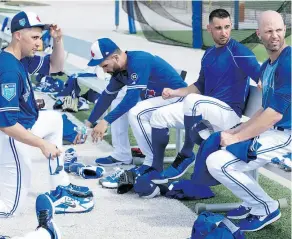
[162,84,201,99]
[49,24,65,73]
[0,123,61,158]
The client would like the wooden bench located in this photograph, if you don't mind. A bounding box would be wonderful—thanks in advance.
[194,85,290,214]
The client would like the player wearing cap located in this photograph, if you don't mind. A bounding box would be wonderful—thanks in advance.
[85,38,187,175]
[0,11,91,220]
[206,10,291,232]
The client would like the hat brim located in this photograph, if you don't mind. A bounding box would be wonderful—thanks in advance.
[87,58,104,66]
[32,23,51,31]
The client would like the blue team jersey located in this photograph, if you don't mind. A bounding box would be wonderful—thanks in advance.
[0,51,50,129]
[261,46,291,129]
[106,51,187,96]
[93,51,187,124]
[194,38,260,117]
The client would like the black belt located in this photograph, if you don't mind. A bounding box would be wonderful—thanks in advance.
[274,126,285,131]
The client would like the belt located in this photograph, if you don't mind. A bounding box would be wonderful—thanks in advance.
[274,126,291,132]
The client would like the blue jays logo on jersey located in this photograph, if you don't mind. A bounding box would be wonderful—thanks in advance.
[131,73,138,82]
[19,18,26,26]
[1,83,16,101]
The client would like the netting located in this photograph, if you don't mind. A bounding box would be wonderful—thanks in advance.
[122,1,291,49]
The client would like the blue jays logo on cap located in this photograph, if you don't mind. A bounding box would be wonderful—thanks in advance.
[88,38,119,67]
[19,18,26,26]
[1,83,16,101]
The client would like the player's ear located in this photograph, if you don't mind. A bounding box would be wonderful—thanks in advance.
[207,24,211,33]
[13,31,21,41]
[256,29,261,41]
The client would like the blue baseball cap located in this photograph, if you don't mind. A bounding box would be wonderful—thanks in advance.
[87,38,119,66]
[11,11,50,33]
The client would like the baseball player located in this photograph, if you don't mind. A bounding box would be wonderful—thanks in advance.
[0,11,88,218]
[85,38,187,174]
[206,11,291,231]
[138,9,261,182]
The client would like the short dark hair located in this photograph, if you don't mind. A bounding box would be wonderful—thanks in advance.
[209,9,230,22]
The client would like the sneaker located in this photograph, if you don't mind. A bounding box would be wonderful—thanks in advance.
[78,97,90,111]
[58,183,93,198]
[95,156,131,167]
[161,153,195,180]
[239,209,281,232]
[101,168,124,188]
[47,187,94,214]
[36,194,61,239]
[64,148,78,173]
[68,162,86,174]
[134,177,161,199]
[134,164,151,176]
[138,167,168,184]
[227,205,251,219]
[131,148,146,158]
[77,166,105,179]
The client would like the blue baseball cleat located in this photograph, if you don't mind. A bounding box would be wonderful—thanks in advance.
[36,193,61,239]
[227,205,251,219]
[161,153,195,180]
[137,167,168,184]
[239,209,281,232]
[77,165,105,179]
[95,156,132,167]
[64,148,78,173]
[101,168,125,188]
[47,186,94,214]
[57,183,93,198]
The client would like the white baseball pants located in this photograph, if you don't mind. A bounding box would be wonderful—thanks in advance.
[206,129,291,216]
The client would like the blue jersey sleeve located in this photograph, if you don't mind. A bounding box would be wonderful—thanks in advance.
[193,67,205,94]
[0,72,21,127]
[268,58,291,114]
[21,55,50,76]
[127,59,150,90]
[233,45,261,83]
[104,89,141,124]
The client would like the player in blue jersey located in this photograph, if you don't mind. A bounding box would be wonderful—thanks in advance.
[85,38,187,173]
[140,9,261,183]
[0,11,91,223]
[206,10,291,232]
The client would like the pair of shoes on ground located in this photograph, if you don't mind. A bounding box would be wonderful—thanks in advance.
[64,148,105,179]
[227,205,281,232]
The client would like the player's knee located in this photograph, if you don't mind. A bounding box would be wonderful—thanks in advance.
[183,94,202,116]
[150,110,168,129]
[128,106,139,124]
[206,151,225,173]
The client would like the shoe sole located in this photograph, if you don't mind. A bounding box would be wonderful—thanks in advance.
[101,182,118,188]
[141,186,160,199]
[166,160,196,180]
[55,205,94,214]
[241,212,281,232]
[227,212,250,220]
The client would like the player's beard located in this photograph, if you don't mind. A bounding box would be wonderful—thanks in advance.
[265,38,285,53]
[214,37,229,46]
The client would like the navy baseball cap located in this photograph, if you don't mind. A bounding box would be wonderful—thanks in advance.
[88,38,119,66]
[11,11,50,33]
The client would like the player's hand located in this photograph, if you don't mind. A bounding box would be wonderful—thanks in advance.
[257,80,262,91]
[73,133,87,145]
[91,119,108,143]
[162,88,175,100]
[40,141,62,159]
[84,120,93,128]
[220,131,240,147]
[50,24,62,42]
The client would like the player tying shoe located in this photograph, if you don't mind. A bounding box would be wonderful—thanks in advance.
[85,38,187,178]
[0,11,92,217]
[137,9,261,183]
[206,10,291,232]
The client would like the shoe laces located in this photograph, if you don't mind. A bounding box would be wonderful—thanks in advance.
[172,153,187,169]
[37,209,50,229]
[109,168,124,180]
[246,214,260,222]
